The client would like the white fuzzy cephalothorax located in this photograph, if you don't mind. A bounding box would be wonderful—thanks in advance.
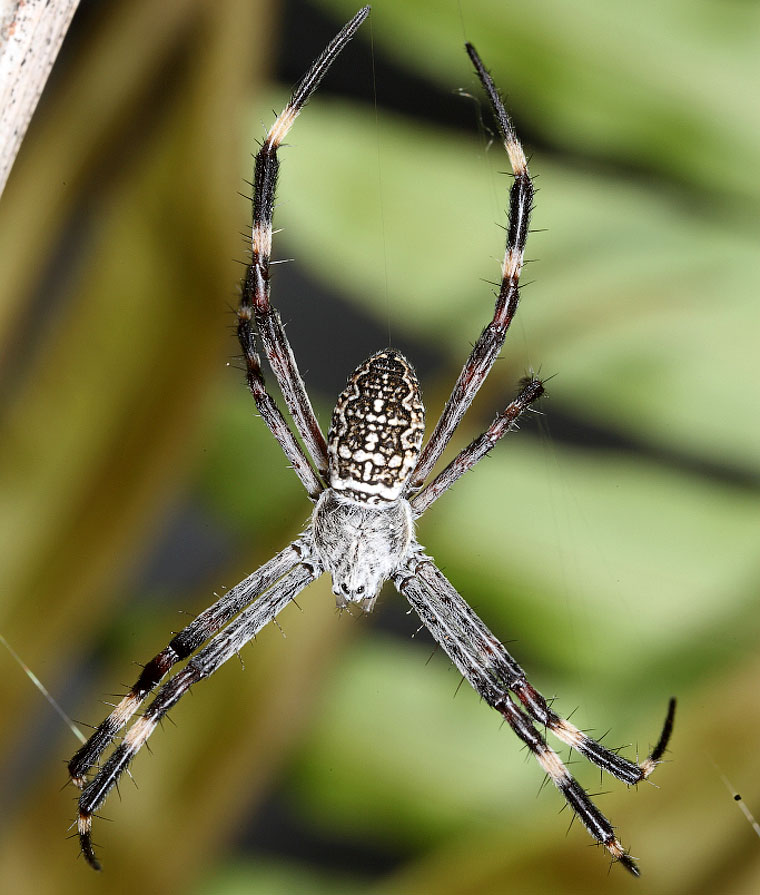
[312,489,415,610]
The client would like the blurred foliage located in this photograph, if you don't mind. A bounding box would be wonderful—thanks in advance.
[0,1,758,894]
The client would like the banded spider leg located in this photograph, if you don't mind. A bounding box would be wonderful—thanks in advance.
[74,548,322,870]
[394,554,675,875]
[409,44,534,490]
[237,8,374,483]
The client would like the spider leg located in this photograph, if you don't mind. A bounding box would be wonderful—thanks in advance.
[239,6,370,481]
[409,375,544,514]
[393,551,675,875]
[235,340,324,498]
[76,558,322,870]
[413,557,675,782]
[410,44,534,491]
[69,540,308,788]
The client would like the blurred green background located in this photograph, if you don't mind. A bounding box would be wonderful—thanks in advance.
[1,0,759,893]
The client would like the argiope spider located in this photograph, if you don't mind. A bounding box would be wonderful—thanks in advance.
[68,6,675,875]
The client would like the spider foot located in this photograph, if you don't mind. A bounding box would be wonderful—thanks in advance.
[78,813,101,871]
[609,840,640,877]
[639,697,676,779]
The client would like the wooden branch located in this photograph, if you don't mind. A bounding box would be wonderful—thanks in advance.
[0,0,80,197]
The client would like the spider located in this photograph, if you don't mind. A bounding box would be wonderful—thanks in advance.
[68,5,675,875]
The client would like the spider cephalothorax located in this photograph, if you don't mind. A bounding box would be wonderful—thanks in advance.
[69,6,674,875]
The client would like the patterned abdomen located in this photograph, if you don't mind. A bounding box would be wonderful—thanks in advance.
[328,349,425,503]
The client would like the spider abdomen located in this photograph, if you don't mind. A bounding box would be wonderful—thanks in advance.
[327,349,425,504]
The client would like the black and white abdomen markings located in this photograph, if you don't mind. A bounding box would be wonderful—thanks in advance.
[314,350,425,610]
[327,349,425,503]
